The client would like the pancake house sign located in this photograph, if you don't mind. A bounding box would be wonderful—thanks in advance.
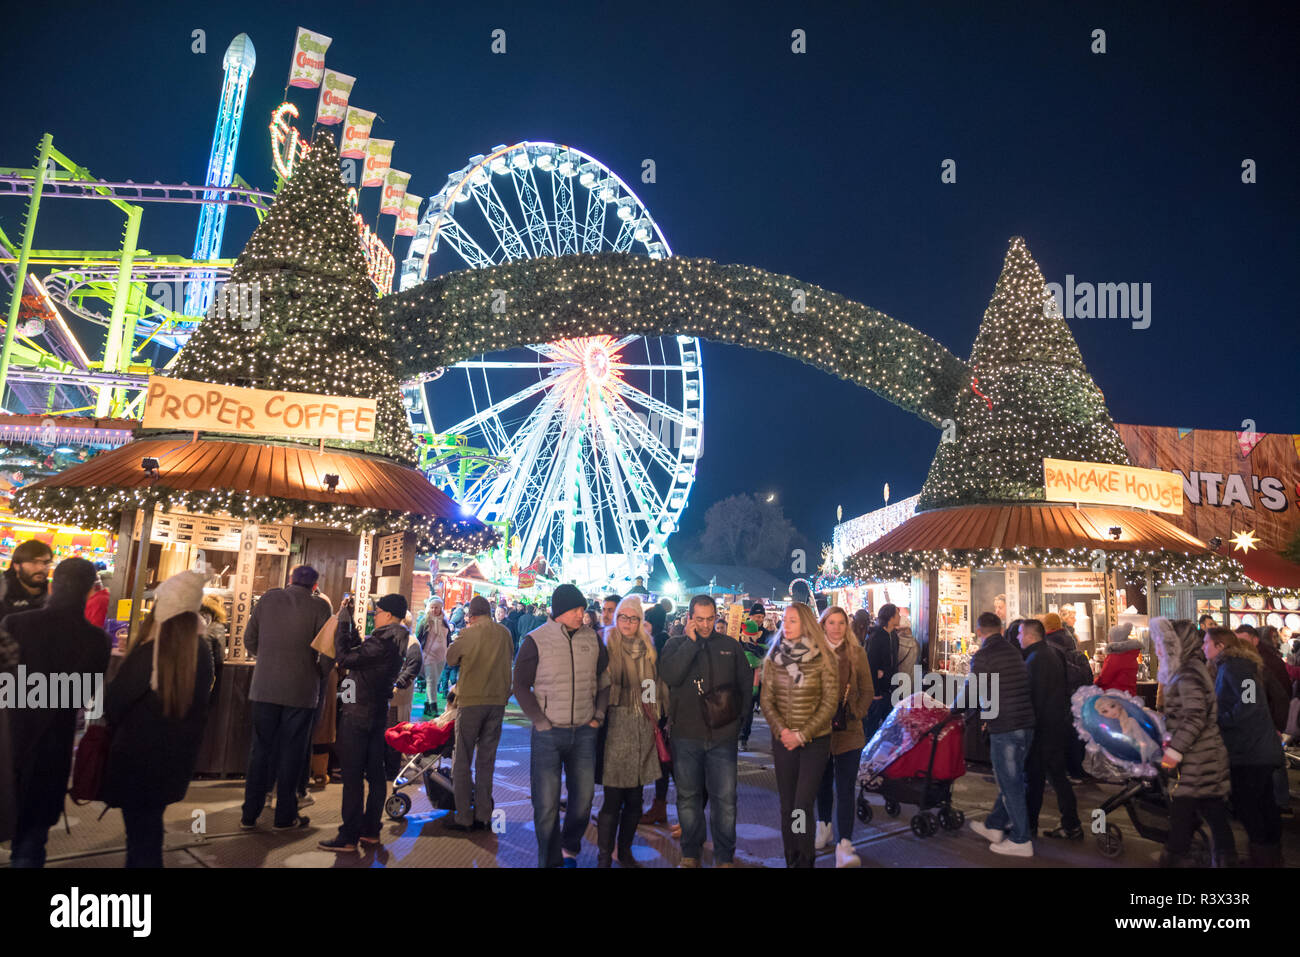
[143,376,376,442]
[1042,457,1183,515]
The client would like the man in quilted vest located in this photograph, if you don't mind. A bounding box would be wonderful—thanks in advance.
[513,583,610,867]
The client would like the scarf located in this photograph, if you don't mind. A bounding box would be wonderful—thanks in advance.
[773,635,820,686]
[608,632,666,712]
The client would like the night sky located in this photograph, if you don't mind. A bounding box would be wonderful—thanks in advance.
[3,1,1296,552]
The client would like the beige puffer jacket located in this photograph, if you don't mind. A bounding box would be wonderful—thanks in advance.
[761,646,840,743]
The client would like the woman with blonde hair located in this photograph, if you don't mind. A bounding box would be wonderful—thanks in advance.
[596,594,667,867]
[813,605,874,867]
[761,602,841,867]
[104,570,216,867]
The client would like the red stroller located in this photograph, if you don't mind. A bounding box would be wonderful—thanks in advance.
[856,693,967,837]
[383,718,456,820]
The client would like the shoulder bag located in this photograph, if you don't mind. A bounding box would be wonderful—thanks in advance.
[697,639,740,729]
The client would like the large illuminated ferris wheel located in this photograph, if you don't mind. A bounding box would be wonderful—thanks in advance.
[399,142,703,588]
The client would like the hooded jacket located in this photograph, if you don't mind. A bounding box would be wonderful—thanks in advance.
[1211,643,1284,768]
[1152,617,1229,799]
[0,565,48,622]
[1096,637,1143,696]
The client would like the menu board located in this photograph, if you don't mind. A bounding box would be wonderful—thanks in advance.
[936,568,971,674]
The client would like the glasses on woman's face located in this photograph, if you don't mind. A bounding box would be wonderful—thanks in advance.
[617,614,641,625]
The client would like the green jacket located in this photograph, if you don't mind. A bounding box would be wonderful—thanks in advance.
[445,619,514,707]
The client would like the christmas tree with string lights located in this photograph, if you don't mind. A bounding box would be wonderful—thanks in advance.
[916,236,1132,510]
[169,131,417,464]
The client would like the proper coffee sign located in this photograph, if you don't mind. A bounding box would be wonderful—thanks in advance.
[143,377,376,442]
[1042,457,1183,515]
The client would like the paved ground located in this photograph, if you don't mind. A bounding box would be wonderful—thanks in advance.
[6,699,1298,868]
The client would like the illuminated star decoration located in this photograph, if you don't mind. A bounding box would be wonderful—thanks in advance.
[1229,529,1260,554]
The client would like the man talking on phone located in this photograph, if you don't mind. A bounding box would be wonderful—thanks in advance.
[658,594,753,867]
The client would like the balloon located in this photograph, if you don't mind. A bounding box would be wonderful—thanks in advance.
[1071,686,1165,778]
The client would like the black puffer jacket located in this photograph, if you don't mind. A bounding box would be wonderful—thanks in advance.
[334,617,404,728]
[1023,640,1071,734]
[968,633,1034,733]
[1153,617,1229,799]
[1212,644,1284,768]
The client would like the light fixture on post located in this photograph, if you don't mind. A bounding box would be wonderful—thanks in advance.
[1107,526,1122,541]
[141,457,160,483]
[323,473,340,493]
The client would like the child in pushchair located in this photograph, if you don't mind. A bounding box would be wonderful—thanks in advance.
[856,692,967,837]
[383,691,459,820]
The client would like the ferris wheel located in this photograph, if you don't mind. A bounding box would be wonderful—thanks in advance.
[399,142,703,588]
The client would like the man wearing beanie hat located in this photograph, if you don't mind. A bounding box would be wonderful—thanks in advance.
[513,582,610,867]
[320,592,410,852]
[240,565,331,831]
[6,557,109,866]
[0,538,54,621]
[444,594,514,830]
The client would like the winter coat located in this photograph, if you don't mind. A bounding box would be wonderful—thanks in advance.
[333,618,404,727]
[827,639,874,754]
[1045,628,1076,654]
[967,633,1034,733]
[103,631,215,808]
[865,625,898,691]
[896,627,918,679]
[600,640,662,787]
[1152,617,1230,799]
[1254,640,1292,733]
[1023,641,1071,737]
[0,565,47,622]
[445,619,514,707]
[419,614,450,672]
[1096,638,1142,696]
[659,631,753,743]
[245,584,332,709]
[5,598,110,830]
[513,619,608,730]
[84,588,109,630]
[1211,644,1284,768]
[0,626,18,842]
[760,645,840,743]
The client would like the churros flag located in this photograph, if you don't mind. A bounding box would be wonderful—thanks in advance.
[339,107,375,159]
[287,28,332,88]
[395,193,422,236]
[315,70,355,125]
[380,169,410,215]
[362,138,394,187]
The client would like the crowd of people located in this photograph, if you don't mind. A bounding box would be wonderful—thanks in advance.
[966,611,1295,867]
[1,538,1296,869]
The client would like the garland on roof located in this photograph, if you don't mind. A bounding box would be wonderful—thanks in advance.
[14,483,499,555]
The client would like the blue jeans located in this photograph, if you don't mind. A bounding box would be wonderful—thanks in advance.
[673,736,739,863]
[530,725,597,868]
[985,728,1034,844]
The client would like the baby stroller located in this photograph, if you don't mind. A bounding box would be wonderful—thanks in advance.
[1092,769,1209,863]
[856,692,966,838]
[383,715,456,820]
[1071,686,1210,863]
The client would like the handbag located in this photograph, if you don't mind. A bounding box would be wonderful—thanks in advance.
[642,700,672,764]
[697,641,740,729]
[70,723,112,805]
[831,680,851,732]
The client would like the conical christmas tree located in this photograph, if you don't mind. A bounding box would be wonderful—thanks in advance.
[169,131,417,464]
[916,237,1132,510]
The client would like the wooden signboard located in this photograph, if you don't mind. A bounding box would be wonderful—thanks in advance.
[228,520,259,661]
[1043,457,1183,515]
[142,376,376,442]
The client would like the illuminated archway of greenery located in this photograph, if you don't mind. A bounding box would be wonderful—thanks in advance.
[379,253,969,425]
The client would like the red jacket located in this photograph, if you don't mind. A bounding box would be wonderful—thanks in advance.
[1096,647,1140,696]
[84,587,109,629]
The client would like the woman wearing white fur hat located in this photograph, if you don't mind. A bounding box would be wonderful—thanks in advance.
[104,569,216,867]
